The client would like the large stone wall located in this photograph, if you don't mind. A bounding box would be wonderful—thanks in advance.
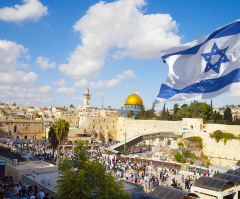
[204,123,240,136]
[116,117,183,141]
[80,115,118,142]
[202,137,240,167]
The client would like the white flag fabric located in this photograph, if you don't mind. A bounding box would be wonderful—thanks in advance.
[155,20,240,103]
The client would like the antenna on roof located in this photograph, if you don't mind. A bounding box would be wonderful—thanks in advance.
[101,96,104,107]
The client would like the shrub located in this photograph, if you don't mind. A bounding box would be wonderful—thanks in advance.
[178,142,184,148]
[188,136,203,148]
[182,150,191,158]
[210,130,240,144]
[183,151,197,159]
[174,152,185,163]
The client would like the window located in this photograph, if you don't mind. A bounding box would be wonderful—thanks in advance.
[93,125,95,129]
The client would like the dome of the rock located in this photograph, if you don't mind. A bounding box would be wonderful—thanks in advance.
[125,93,143,106]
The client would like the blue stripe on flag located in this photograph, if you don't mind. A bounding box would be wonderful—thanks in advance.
[157,68,240,99]
[162,20,240,61]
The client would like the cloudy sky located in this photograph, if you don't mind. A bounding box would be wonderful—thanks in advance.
[0,0,239,110]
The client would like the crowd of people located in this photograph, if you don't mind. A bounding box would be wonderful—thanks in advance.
[0,139,207,196]
[0,177,50,199]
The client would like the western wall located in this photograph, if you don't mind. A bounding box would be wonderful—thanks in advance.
[113,117,240,167]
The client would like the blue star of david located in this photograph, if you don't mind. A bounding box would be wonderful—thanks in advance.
[201,42,230,74]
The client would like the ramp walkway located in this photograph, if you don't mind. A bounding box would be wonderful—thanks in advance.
[106,131,180,153]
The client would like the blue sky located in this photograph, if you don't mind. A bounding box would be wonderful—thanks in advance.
[0,0,240,110]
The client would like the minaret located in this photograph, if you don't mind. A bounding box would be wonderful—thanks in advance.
[83,88,91,107]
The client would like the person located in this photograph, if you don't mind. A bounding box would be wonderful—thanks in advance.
[43,193,50,199]
[14,183,22,194]
[39,189,45,199]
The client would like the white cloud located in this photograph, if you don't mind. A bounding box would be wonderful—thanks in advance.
[51,78,67,86]
[122,70,138,78]
[105,78,121,87]
[57,87,76,94]
[36,57,56,70]
[74,79,88,88]
[227,89,240,97]
[0,71,38,86]
[0,89,53,106]
[0,85,12,92]
[0,0,48,23]
[39,86,52,94]
[0,40,29,72]
[74,70,137,88]
[0,39,38,86]
[89,80,105,89]
[59,0,180,79]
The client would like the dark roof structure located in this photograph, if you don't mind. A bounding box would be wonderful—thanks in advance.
[151,185,199,199]
[194,176,235,192]
[213,173,240,186]
[236,160,240,166]
[130,192,161,199]
[226,169,240,176]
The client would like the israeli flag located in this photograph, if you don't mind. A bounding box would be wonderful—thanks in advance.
[155,20,240,103]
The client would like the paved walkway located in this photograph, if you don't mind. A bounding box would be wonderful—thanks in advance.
[114,165,205,194]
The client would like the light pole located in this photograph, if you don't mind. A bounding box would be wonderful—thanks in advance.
[44,118,49,155]
[124,131,126,154]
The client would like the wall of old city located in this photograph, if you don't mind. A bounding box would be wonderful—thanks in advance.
[80,115,118,142]
[116,117,183,141]
[204,123,240,136]
[202,137,240,167]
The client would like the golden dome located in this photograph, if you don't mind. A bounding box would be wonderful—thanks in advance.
[125,93,143,105]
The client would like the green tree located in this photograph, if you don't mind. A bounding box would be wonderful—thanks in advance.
[176,105,192,120]
[213,110,223,122]
[178,142,184,148]
[174,152,185,163]
[122,146,129,155]
[48,127,59,163]
[70,104,74,107]
[172,103,180,121]
[135,108,145,119]
[224,107,232,123]
[161,103,166,120]
[233,118,240,125]
[56,141,131,199]
[181,104,188,109]
[127,110,134,118]
[55,119,69,165]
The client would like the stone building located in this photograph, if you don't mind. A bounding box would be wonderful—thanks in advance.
[0,116,43,139]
